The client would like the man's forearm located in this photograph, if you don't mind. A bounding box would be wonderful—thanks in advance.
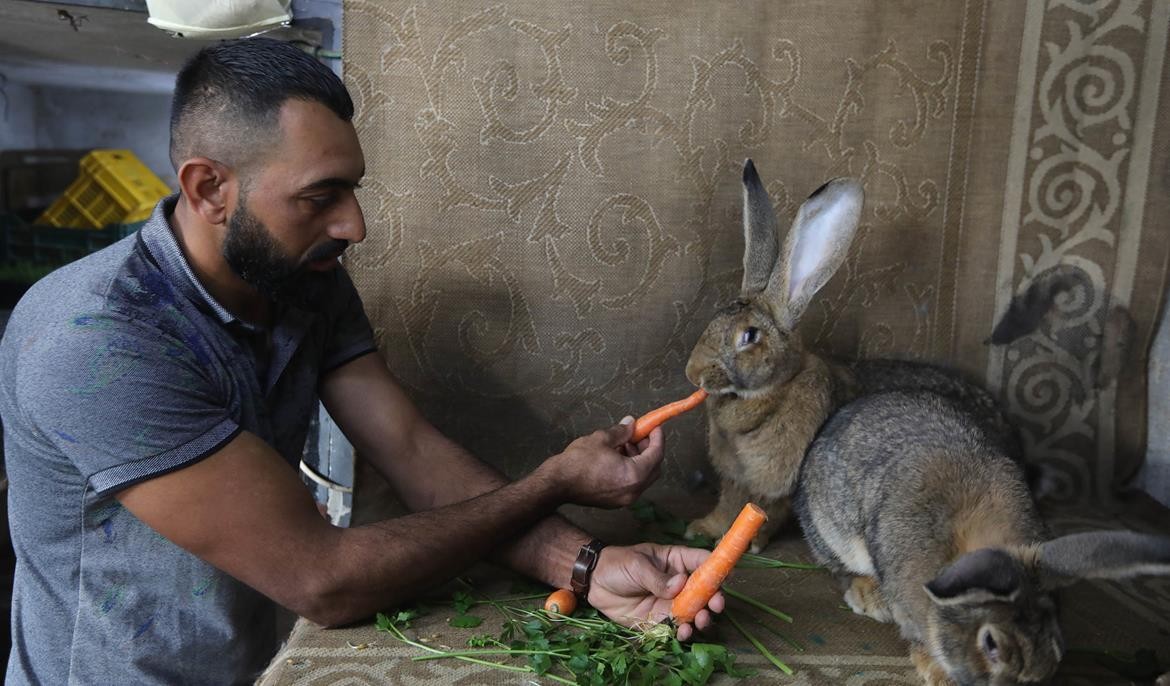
[369,423,510,511]
[310,465,567,626]
[492,513,592,589]
[366,428,594,590]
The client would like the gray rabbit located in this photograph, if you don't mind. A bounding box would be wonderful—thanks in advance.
[794,390,1170,685]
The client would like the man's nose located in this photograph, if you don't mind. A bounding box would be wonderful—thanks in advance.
[329,195,366,244]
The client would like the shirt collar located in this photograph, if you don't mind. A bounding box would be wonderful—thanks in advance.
[139,194,245,327]
[137,195,323,392]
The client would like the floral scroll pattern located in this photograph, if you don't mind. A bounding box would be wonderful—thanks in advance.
[259,2,1170,681]
[341,0,1166,506]
[342,1,964,480]
[989,0,1164,503]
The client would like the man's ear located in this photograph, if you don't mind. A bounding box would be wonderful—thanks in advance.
[178,157,237,225]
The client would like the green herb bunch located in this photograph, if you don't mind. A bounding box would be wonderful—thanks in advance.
[377,583,753,686]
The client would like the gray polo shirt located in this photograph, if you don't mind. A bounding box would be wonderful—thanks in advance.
[0,196,377,685]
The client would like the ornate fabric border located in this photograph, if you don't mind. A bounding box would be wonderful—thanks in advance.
[987,0,1169,503]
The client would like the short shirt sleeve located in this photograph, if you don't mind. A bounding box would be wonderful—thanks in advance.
[14,310,240,496]
[321,267,377,372]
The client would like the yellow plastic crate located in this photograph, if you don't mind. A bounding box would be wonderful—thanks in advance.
[37,150,171,229]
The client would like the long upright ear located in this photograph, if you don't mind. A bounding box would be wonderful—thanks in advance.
[1036,531,1170,590]
[765,178,864,328]
[740,159,780,294]
[924,548,1024,606]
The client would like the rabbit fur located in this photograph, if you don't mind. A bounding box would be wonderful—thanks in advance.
[684,160,1039,552]
[794,389,1170,685]
[683,160,864,551]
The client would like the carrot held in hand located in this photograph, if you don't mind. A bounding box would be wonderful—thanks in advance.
[670,502,767,625]
[543,588,577,615]
[631,388,709,443]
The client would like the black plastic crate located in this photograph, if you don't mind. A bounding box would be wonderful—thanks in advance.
[1,214,141,269]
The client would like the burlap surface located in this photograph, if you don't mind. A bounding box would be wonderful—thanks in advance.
[262,1,1170,683]
[258,494,1170,685]
[340,0,1170,505]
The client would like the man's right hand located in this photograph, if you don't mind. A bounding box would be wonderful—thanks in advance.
[538,418,665,508]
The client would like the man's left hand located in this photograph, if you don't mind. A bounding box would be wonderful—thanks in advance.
[587,542,723,641]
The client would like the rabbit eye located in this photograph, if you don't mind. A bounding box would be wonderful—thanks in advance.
[980,629,1000,663]
[738,327,760,349]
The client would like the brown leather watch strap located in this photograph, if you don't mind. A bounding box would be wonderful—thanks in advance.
[569,538,607,599]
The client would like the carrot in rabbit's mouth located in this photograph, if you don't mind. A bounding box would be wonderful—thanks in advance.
[630,389,708,443]
[670,502,767,624]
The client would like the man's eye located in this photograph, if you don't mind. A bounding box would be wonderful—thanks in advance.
[305,194,336,209]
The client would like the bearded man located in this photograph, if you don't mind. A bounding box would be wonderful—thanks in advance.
[0,37,720,685]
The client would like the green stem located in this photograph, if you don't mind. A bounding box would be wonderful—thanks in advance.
[725,610,794,676]
[454,579,548,607]
[738,553,823,570]
[381,618,576,685]
[457,578,525,633]
[413,648,571,661]
[473,593,547,604]
[721,586,794,623]
[511,608,636,636]
[750,616,805,652]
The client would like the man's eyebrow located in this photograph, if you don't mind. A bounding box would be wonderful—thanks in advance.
[298,171,365,193]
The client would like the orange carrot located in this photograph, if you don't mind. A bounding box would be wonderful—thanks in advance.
[670,502,767,624]
[631,388,709,443]
[543,588,577,615]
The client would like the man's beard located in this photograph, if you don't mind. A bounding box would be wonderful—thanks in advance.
[222,202,347,313]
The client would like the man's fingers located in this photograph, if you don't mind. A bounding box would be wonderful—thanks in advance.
[603,416,635,447]
[645,426,663,454]
[631,560,682,602]
[628,427,664,474]
[692,609,713,632]
[676,608,717,642]
[667,544,712,573]
[706,590,725,613]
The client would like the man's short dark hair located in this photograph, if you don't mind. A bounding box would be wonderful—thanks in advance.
[169,37,354,173]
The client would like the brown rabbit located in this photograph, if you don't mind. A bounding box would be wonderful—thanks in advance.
[684,159,863,551]
[794,389,1170,685]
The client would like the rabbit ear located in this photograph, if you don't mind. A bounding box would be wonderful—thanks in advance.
[740,159,781,294]
[1035,531,1170,590]
[924,548,1023,606]
[765,178,864,328]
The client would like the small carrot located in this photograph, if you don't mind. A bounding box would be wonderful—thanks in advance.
[543,588,577,615]
[631,388,709,443]
[670,502,767,625]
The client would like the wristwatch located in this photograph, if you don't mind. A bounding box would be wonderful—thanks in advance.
[570,538,607,600]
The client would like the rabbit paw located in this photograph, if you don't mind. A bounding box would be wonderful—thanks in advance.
[844,576,892,623]
[686,512,735,542]
[911,644,956,686]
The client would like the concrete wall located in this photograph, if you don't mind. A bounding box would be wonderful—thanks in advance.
[30,86,174,187]
[0,73,175,188]
[0,80,38,153]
